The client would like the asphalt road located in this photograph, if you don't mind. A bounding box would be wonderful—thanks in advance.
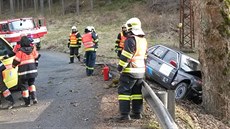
[0,50,102,129]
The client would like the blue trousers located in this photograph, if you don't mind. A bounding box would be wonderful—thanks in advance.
[85,51,96,76]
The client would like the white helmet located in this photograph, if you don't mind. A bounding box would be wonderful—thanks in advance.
[85,26,92,33]
[126,17,144,35]
[71,26,77,30]
[90,26,95,32]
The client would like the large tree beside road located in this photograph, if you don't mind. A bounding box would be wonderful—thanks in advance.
[194,0,230,122]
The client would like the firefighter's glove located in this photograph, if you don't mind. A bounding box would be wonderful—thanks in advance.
[94,43,98,48]
[68,43,70,48]
[35,61,39,67]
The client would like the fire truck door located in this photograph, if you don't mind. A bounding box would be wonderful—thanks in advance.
[36,18,47,37]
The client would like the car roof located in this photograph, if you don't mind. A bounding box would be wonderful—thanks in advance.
[152,45,199,62]
[154,45,183,54]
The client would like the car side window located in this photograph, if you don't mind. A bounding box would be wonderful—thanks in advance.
[162,50,178,65]
[152,46,168,59]
[0,39,14,57]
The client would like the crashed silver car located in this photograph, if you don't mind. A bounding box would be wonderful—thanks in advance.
[145,45,202,102]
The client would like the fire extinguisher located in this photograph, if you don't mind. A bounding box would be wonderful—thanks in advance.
[103,65,109,81]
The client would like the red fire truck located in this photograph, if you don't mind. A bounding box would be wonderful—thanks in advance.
[0,17,47,50]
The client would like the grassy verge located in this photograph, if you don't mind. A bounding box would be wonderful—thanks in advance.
[39,0,179,59]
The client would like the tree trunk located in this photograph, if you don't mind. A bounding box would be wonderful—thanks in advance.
[90,0,93,10]
[48,0,52,14]
[107,0,112,4]
[61,0,65,15]
[21,0,24,13]
[0,0,2,14]
[16,0,20,11]
[34,0,37,14]
[76,0,79,15]
[10,0,14,15]
[40,0,44,16]
[194,0,230,122]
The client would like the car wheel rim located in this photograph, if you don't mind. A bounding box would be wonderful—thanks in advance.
[175,85,186,99]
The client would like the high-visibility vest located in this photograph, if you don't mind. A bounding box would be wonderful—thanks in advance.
[82,32,95,48]
[119,32,127,48]
[123,36,147,74]
[69,33,78,45]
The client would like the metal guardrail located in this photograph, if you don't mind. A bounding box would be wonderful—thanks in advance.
[142,81,178,129]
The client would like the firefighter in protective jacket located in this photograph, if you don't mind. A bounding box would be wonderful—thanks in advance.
[82,26,98,76]
[115,24,127,57]
[13,36,40,107]
[68,26,82,63]
[0,61,15,109]
[117,18,147,120]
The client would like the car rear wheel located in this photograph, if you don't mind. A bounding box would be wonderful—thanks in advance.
[175,82,188,100]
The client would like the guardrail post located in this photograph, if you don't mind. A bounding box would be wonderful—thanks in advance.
[156,91,168,108]
[167,90,175,120]
[142,81,178,129]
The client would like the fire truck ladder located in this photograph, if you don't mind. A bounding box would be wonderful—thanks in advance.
[179,0,195,51]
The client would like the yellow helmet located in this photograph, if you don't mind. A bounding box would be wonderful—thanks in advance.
[126,17,144,35]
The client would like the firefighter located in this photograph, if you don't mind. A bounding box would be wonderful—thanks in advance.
[82,26,99,76]
[0,61,15,109]
[13,36,40,107]
[115,24,128,57]
[117,17,147,120]
[68,26,82,63]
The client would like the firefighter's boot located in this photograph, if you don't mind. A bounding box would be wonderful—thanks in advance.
[118,100,131,121]
[5,95,15,109]
[131,100,143,119]
[77,55,81,62]
[23,97,31,107]
[30,91,38,104]
[69,57,74,64]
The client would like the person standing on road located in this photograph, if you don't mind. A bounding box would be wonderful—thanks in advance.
[12,36,40,107]
[0,61,15,109]
[115,24,128,58]
[82,26,99,76]
[117,17,147,120]
[68,26,82,64]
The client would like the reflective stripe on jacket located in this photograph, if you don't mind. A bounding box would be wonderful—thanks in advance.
[122,36,147,74]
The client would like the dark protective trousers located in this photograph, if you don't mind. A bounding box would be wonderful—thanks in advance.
[117,50,122,58]
[69,47,80,63]
[19,78,36,105]
[85,51,96,76]
[118,74,143,116]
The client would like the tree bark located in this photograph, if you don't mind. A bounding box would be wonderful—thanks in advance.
[48,0,52,14]
[194,0,230,122]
